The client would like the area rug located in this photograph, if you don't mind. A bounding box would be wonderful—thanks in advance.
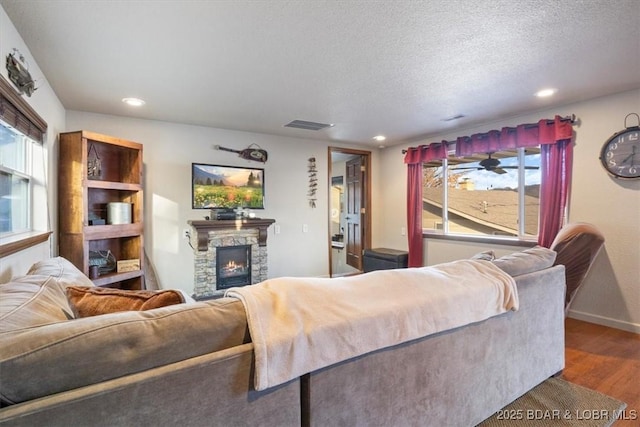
[478,377,627,427]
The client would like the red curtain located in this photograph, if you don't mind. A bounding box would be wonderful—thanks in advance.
[538,139,573,247]
[403,141,448,267]
[404,116,573,265]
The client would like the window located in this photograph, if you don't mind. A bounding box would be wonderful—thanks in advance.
[422,147,540,239]
[0,121,38,235]
[0,75,49,257]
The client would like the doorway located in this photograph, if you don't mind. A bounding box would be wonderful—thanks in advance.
[328,147,371,277]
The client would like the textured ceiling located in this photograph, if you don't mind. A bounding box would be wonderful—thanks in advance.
[2,0,639,147]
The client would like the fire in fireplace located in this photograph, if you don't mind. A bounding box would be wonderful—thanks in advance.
[216,244,252,289]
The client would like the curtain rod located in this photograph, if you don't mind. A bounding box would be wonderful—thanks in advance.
[401,114,576,154]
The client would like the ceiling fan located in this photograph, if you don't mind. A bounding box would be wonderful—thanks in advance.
[452,153,539,175]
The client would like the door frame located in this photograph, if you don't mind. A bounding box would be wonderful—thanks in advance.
[327,146,372,277]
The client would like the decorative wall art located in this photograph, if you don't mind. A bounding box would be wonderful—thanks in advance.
[5,48,37,97]
[308,157,317,208]
[214,144,268,163]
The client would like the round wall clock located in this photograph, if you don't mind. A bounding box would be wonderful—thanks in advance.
[599,113,640,180]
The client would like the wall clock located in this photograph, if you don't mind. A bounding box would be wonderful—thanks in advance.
[599,113,640,180]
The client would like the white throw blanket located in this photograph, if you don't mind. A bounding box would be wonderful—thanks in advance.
[225,259,518,391]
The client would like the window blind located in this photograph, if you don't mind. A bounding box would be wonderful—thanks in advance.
[0,75,47,143]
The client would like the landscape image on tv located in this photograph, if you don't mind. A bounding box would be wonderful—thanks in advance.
[192,163,265,209]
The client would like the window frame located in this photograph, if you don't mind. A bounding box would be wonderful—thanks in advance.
[421,146,540,247]
[1,125,34,236]
[0,74,50,258]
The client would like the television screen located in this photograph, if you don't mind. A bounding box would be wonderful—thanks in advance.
[192,163,265,209]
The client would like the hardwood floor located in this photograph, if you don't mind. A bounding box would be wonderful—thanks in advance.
[562,318,640,427]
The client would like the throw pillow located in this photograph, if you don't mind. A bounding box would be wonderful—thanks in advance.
[66,286,185,318]
[471,250,495,261]
[0,275,74,333]
[27,256,95,288]
[491,246,557,277]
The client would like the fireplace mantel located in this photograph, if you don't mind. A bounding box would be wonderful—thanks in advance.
[188,219,275,251]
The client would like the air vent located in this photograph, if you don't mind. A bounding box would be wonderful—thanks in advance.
[284,120,333,131]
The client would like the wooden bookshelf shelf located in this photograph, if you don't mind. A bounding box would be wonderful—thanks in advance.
[59,130,145,290]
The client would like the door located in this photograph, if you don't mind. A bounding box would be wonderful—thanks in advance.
[345,156,363,270]
[328,147,371,277]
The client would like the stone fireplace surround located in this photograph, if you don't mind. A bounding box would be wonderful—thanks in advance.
[188,219,275,299]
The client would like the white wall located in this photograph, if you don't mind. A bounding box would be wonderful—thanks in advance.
[0,5,66,281]
[377,89,640,333]
[65,111,377,294]
[3,2,636,333]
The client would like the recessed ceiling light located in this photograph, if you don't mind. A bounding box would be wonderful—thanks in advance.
[122,97,145,107]
[535,89,556,98]
[373,135,386,141]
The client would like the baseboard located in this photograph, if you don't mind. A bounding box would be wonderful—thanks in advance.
[567,309,640,334]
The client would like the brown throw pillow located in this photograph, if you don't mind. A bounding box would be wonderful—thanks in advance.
[66,286,185,318]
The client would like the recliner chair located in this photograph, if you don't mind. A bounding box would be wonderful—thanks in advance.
[549,222,605,313]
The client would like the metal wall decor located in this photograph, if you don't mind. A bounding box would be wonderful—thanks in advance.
[6,49,37,97]
[214,144,268,163]
[308,156,317,208]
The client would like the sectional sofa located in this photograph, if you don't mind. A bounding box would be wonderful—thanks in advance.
[0,248,565,426]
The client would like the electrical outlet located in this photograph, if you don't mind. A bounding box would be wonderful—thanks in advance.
[183,229,190,239]
[274,224,281,234]
[302,224,309,233]
[401,227,406,236]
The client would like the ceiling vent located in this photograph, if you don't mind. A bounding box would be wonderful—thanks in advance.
[284,120,333,131]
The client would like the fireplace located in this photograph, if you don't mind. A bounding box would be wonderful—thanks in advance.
[188,219,275,299]
[216,245,251,289]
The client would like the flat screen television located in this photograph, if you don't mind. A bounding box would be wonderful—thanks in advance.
[192,163,265,209]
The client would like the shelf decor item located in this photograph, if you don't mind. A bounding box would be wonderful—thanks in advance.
[87,142,102,180]
[117,259,141,273]
[89,250,116,275]
[107,202,132,224]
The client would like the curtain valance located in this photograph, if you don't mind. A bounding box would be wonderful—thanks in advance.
[403,141,449,165]
[403,115,574,162]
[455,115,573,157]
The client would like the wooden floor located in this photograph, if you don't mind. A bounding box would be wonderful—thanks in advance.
[562,318,640,427]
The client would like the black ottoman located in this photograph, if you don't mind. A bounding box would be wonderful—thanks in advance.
[363,248,409,272]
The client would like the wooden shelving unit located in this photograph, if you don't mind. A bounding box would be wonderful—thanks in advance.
[58,130,144,290]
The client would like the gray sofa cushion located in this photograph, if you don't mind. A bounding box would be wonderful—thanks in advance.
[26,257,95,288]
[0,275,74,333]
[492,246,557,277]
[0,257,250,406]
[0,297,249,405]
[471,250,496,261]
[0,257,94,333]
